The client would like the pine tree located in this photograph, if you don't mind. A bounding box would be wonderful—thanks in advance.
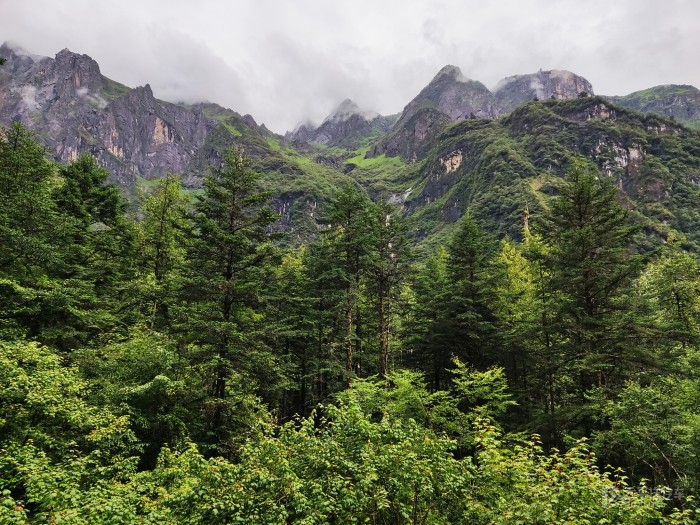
[0,123,56,279]
[0,124,58,341]
[637,232,700,349]
[48,154,136,348]
[322,184,378,381]
[404,246,453,389]
[370,201,410,378]
[446,213,498,367]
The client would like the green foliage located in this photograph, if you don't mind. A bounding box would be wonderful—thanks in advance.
[537,159,648,417]
[592,363,700,495]
[175,146,281,452]
[0,123,57,281]
[0,341,143,523]
[136,173,190,329]
[2,121,700,522]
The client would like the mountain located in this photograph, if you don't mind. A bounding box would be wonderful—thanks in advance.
[0,43,362,240]
[2,43,700,251]
[606,85,700,130]
[395,65,499,126]
[364,107,452,163]
[348,96,700,250]
[365,66,497,162]
[287,98,398,148]
[366,67,595,163]
[0,43,274,187]
[493,69,594,112]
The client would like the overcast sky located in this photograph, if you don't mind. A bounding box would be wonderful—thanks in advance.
[1,0,699,133]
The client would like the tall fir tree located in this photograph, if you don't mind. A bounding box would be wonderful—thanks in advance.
[0,124,58,341]
[537,159,645,438]
[370,201,410,378]
[48,154,137,348]
[404,246,453,389]
[446,213,499,368]
[322,184,379,381]
[177,147,279,452]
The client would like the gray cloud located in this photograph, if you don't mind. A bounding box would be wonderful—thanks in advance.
[1,0,699,132]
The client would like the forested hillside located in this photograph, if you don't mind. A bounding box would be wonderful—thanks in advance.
[1,120,699,523]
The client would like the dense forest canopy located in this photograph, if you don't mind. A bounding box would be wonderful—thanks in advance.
[1,121,699,524]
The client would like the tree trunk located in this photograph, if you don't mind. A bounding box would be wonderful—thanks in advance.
[379,281,389,379]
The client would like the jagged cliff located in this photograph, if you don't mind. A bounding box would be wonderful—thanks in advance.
[0,44,272,187]
[366,67,595,162]
[395,66,500,125]
[2,43,700,250]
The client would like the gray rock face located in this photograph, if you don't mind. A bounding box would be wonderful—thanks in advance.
[287,98,397,148]
[494,69,594,113]
[0,43,266,186]
[395,65,499,127]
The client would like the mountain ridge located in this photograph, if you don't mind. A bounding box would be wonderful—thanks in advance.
[2,42,700,251]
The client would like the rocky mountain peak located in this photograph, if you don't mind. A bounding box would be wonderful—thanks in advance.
[494,69,594,112]
[0,42,47,77]
[285,98,391,147]
[51,48,104,96]
[395,64,498,126]
[434,64,468,82]
[242,114,258,127]
[323,98,379,124]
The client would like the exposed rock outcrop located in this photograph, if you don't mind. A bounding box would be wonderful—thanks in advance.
[395,65,499,127]
[494,69,594,113]
[365,107,451,162]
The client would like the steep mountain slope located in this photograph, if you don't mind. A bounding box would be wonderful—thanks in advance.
[607,85,700,130]
[3,43,700,252]
[395,65,500,125]
[364,107,452,163]
[0,44,211,185]
[366,67,595,163]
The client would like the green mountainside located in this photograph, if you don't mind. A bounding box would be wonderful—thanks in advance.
[3,43,699,251]
[343,96,700,252]
[608,84,700,130]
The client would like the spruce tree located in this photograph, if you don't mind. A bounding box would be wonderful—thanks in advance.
[177,147,279,451]
[0,124,57,341]
[49,154,136,348]
[538,159,644,436]
[446,213,498,368]
[405,246,453,389]
[0,123,56,279]
[369,201,410,378]
[322,184,378,381]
